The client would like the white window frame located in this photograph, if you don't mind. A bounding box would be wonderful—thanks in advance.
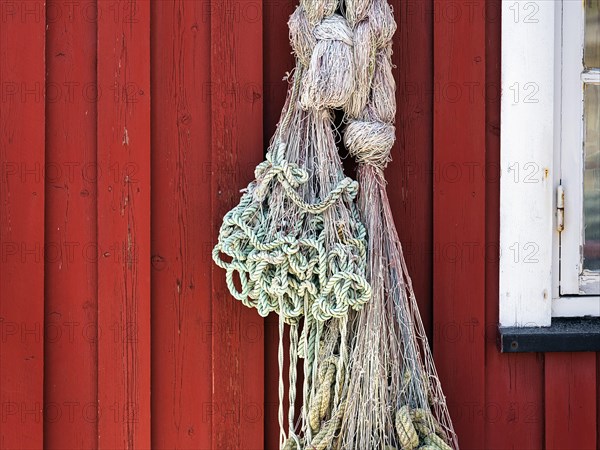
[500,0,600,328]
[560,1,600,297]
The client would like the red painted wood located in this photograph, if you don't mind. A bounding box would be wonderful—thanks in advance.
[388,0,434,340]
[484,353,545,450]
[210,0,265,448]
[263,0,296,143]
[0,2,46,448]
[96,1,151,448]
[44,1,98,448]
[150,1,212,448]
[1,2,600,448]
[483,4,545,448]
[433,2,487,448]
[263,2,296,448]
[545,353,597,450]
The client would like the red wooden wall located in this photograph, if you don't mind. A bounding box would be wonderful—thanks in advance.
[0,1,599,449]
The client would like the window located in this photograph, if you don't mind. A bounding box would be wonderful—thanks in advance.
[500,0,600,328]
[559,0,600,299]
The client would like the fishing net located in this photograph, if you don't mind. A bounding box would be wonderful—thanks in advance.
[339,0,459,449]
[213,0,459,448]
[213,2,371,448]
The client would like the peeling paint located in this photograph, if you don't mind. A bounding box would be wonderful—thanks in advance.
[123,127,129,146]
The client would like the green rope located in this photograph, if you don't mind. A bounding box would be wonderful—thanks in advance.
[212,144,371,325]
[213,134,369,448]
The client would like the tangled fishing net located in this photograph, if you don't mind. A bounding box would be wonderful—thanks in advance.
[213,0,458,449]
[340,0,458,449]
[214,2,369,448]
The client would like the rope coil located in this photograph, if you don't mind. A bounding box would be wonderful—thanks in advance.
[212,142,371,323]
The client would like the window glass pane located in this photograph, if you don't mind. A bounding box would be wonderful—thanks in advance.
[584,84,600,271]
[585,0,600,68]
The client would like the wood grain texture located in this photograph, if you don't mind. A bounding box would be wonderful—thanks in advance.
[483,4,545,447]
[96,1,151,448]
[388,0,434,340]
[150,1,213,448]
[44,1,98,448]
[263,1,296,448]
[210,0,265,448]
[0,2,46,448]
[0,2,599,448]
[545,353,597,450]
[433,2,487,448]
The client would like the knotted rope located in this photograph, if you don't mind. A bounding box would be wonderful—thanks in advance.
[212,85,370,326]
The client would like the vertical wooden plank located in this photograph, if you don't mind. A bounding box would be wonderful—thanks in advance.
[263,0,295,143]
[264,316,280,450]
[210,0,264,448]
[484,2,545,448]
[44,1,98,448]
[0,2,46,448]
[545,353,597,450]
[484,353,545,450]
[388,0,434,340]
[150,1,212,448]
[97,1,151,448]
[433,2,486,448]
[263,1,295,448]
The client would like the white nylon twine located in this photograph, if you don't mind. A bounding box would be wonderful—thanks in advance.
[215,0,459,448]
[340,0,459,449]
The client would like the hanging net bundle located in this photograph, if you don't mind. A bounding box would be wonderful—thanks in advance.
[339,0,459,449]
[213,0,458,449]
[213,1,371,448]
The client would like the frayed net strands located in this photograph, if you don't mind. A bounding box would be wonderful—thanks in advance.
[214,0,459,448]
[339,0,459,449]
[213,1,372,449]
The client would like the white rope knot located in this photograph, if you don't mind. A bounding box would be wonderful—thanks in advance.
[365,0,397,49]
[300,14,356,110]
[313,15,354,46]
[344,119,395,171]
[343,0,397,119]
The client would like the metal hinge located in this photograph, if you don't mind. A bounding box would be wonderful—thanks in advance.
[557,184,564,232]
